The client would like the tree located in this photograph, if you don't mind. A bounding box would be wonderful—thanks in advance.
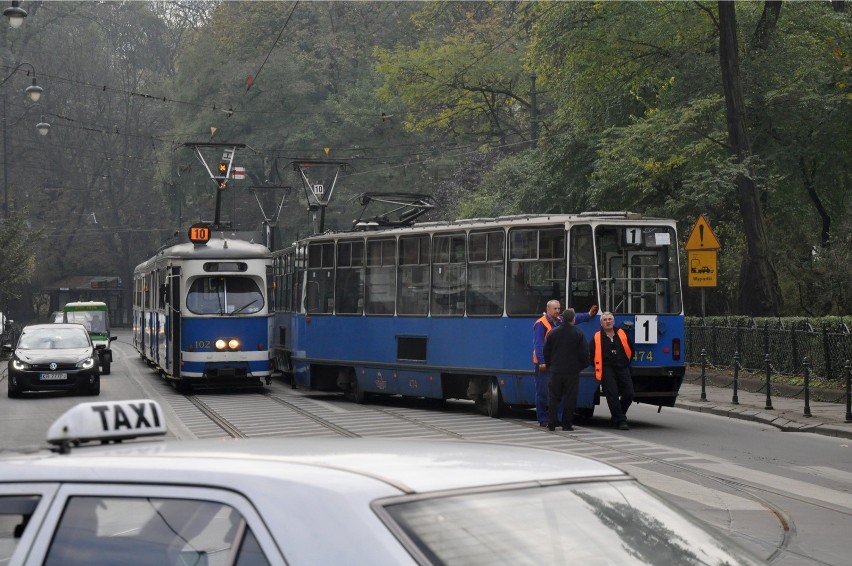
[717,2,783,315]
[375,2,535,148]
[0,209,41,304]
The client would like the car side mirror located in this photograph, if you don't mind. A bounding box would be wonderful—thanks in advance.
[110,336,118,342]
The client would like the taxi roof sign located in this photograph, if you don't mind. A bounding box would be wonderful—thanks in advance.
[684,214,721,251]
[47,399,166,450]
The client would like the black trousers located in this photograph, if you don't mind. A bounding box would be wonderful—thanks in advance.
[602,366,634,423]
[548,372,579,427]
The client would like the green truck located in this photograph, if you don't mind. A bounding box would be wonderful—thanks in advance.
[63,301,117,374]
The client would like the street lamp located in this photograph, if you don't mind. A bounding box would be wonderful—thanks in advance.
[0,62,42,100]
[36,116,49,135]
[2,62,48,217]
[3,1,26,28]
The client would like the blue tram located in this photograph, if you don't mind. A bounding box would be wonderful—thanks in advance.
[270,213,684,417]
[133,233,274,391]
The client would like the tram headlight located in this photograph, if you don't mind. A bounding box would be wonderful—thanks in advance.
[215,339,227,351]
[228,339,240,351]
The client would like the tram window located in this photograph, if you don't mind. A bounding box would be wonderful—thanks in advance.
[306,242,334,314]
[594,225,682,315]
[569,225,597,314]
[506,228,565,316]
[145,274,153,309]
[187,276,263,315]
[398,235,430,315]
[365,239,396,315]
[336,240,365,314]
[467,231,504,316]
[431,234,466,316]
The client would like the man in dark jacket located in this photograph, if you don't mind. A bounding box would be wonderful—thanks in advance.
[542,308,590,431]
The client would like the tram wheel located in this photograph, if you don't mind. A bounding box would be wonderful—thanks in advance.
[478,378,502,418]
[350,378,368,404]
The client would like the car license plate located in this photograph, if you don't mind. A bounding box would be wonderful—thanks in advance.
[40,372,68,381]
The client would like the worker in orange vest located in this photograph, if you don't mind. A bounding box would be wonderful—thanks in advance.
[589,311,634,430]
[534,300,598,427]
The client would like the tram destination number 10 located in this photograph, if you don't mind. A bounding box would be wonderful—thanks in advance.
[189,224,211,245]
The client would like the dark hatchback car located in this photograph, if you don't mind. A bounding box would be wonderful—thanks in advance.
[4,323,100,397]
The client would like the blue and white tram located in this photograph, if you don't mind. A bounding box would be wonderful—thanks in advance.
[133,234,274,391]
[270,212,685,417]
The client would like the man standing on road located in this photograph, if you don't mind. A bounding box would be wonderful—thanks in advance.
[590,311,634,430]
[533,300,598,427]
[542,308,589,431]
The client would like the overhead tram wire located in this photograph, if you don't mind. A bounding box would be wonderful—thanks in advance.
[245,1,299,95]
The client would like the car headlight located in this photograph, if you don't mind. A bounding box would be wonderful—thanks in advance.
[11,358,30,371]
[215,339,227,351]
[228,339,240,351]
[77,357,96,369]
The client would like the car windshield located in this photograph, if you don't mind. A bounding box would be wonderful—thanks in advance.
[382,480,762,565]
[18,328,89,350]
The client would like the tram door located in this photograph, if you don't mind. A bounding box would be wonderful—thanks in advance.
[169,267,181,377]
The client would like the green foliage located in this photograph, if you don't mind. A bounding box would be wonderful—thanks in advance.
[0,210,43,300]
[375,2,531,143]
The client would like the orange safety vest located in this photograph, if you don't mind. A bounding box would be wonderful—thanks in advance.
[593,329,632,381]
[532,315,553,364]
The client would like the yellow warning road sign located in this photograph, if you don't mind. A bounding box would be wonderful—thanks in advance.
[688,250,718,287]
[684,214,721,251]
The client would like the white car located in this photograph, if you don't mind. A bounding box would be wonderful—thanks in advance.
[0,400,764,565]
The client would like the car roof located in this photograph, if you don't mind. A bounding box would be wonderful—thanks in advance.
[22,323,87,332]
[12,400,625,493]
[1,437,625,494]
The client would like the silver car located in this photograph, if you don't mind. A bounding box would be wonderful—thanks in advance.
[0,400,764,565]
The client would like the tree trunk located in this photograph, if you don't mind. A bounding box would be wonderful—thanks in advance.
[717,2,783,315]
[799,157,831,247]
[752,0,782,49]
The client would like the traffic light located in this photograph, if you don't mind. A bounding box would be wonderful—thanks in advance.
[217,162,228,177]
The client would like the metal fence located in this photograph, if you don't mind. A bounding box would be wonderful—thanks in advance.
[686,318,852,382]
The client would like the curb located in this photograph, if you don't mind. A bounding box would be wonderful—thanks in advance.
[675,400,852,440]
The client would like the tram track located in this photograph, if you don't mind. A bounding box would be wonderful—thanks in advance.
[166,383,845,564]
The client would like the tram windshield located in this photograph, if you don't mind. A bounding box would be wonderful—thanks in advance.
[187,276,264,315]
[591,225,682,315]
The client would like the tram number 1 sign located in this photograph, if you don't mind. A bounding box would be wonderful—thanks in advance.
[634,315,658,344]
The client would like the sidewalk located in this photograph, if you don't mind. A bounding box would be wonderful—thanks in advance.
[675,369,852,440]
